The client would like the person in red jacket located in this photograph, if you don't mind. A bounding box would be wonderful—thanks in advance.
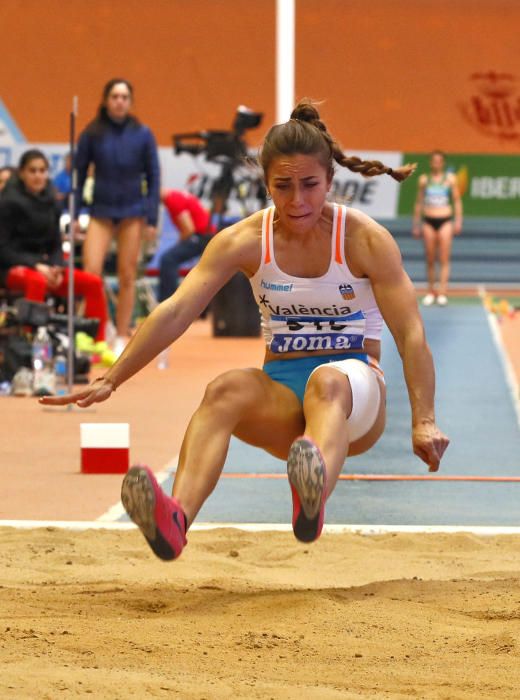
[158,189,215,301]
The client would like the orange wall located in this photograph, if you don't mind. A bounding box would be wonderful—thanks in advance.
[296,0,520,153]
[0,0,276,145]
[1,0,519,153]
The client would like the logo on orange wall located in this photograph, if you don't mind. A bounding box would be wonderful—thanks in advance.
[459,71,520,142]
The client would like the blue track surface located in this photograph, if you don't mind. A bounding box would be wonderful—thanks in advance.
[124,304,520,526]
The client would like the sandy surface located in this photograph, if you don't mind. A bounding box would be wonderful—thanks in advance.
[1,526,520,699]
[2,301,520,698]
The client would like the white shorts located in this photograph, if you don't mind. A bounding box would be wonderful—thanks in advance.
[308,357,384,442]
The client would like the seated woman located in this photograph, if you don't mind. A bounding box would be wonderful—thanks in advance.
[0,149,107,340]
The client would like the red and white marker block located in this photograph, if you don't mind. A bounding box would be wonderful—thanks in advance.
[80,423,130,474]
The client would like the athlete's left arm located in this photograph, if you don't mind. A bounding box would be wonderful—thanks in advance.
[449,174,463,235]
[359,220,450,471]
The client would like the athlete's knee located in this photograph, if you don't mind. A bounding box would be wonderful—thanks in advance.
[305,367,351,408]
[202,369,259,415]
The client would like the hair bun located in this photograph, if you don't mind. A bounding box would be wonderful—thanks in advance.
[290,99,321,125]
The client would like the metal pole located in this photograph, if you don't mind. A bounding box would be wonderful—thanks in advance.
[276,0,295,124]
[66,96,78,397]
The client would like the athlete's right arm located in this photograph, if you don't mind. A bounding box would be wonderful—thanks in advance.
[412,175,426,238]
[39,222,259,407]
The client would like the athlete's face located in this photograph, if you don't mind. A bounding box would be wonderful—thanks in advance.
[267,154,331,233]
[430,153,445,174]
[19,158,49,194]
[105,83,132,121]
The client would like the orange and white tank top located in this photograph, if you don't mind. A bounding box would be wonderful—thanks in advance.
[249,204,384,355]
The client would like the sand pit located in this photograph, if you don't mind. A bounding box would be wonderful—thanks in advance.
[1,526,520,699]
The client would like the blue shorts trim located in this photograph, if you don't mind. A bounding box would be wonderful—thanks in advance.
[263,352,369,403]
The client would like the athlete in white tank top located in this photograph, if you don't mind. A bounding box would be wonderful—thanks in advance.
[42,101,449,558]
[250,203,383,355]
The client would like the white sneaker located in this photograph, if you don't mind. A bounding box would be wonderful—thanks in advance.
[11,367,34,397]
[437,294,448,306]
[422,293,436,307]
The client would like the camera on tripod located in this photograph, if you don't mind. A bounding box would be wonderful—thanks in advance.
[172,106,265,220]
[173,105,263,163]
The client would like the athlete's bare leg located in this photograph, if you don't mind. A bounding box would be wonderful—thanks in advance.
[172,368,305,525]
[438,221,454,297]
[421,223,438,294]
[302,367,386,499]
[82,217,114,276]
[115,218,143,338]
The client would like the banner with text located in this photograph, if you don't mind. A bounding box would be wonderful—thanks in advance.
[0,143,402,219]
[4,143,518,219]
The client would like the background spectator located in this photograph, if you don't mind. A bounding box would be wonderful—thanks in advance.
[158,189,215,302]
[0,149,107,340]
[75,78,160,355]
[412,150,463,306]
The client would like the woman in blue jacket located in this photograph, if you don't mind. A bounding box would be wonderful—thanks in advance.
[76,78,160,354]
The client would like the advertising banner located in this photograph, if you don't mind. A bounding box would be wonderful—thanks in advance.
[398,153,520,218]
[1,143,402,220]
[158,148,402,219]
[3,139,518,220]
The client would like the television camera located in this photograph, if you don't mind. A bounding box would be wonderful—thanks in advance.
[172,106,266,224]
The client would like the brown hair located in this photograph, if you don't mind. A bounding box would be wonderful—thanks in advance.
[85,78,140,136]
[260,99,416,183]
[18,149,49,170]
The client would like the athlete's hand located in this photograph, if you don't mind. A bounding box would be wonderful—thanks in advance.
[412,223,421,238]
[38,377,114,408]
[454,220,463,236]
[412,420,449,472]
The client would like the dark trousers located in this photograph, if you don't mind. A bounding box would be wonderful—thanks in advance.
[158,233,210,302]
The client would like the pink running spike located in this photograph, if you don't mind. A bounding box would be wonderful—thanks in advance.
[121,465,187,560]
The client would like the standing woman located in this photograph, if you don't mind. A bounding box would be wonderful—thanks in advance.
[412,151,462,306]
[76,78,160,354]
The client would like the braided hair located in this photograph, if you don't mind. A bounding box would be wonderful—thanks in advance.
[260,99,416,183]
